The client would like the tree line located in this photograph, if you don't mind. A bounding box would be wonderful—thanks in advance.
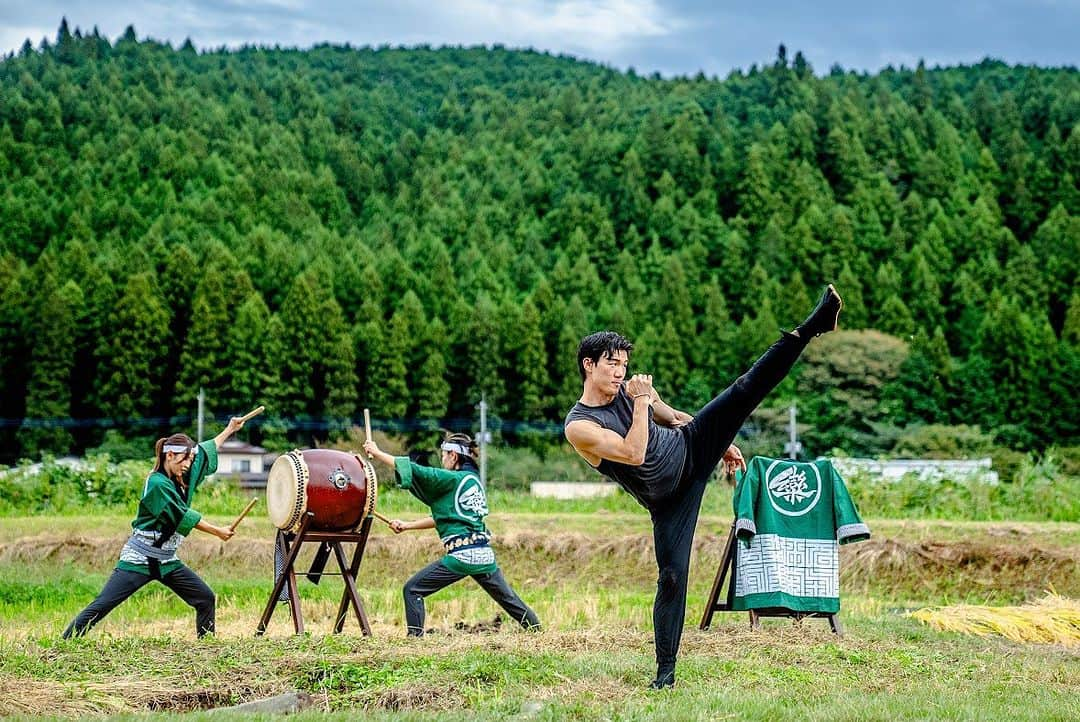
[0,22,1077,464]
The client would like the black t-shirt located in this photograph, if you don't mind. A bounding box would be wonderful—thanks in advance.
[565,387,688,506]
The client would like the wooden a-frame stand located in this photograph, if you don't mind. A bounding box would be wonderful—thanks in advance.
[700,521,842,636]
[256,512,374,636]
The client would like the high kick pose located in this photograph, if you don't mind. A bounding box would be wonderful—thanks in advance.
[63,417,247,638]
[564,285,842,688]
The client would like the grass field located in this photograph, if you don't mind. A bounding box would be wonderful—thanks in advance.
[1,491,1078,720]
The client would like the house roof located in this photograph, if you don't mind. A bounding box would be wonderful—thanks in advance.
[218,440,267,455]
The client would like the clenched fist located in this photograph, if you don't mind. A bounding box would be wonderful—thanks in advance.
[625,374,654,401]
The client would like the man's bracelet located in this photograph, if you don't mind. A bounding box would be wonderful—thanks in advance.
[633,393,652,400]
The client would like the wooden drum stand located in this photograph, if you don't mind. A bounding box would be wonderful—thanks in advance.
[256,512,375,636]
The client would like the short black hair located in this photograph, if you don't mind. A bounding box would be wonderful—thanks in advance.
[577,331,633,381]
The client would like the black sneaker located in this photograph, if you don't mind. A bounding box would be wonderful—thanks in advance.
[796,284,843,338]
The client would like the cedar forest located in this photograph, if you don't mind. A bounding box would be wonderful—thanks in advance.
[0,21,1077,466]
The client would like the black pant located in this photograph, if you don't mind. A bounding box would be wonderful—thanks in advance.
[649,332,807,675]
[403,559,541,636]
[62,566,216,638]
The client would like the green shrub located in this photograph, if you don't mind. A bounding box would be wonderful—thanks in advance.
[842,461,1080,522]
[85,430,157,463]
[891,424,995,459]
[0,455,143,513]
[0,455,250,515]
[1000,451,1080,522]
[1051,445,1080,477]
[486,445,594,491]
[989,446,1029,483]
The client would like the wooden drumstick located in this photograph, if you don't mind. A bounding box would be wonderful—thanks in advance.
[228,498,258,532]
[363,408,372,458]
[371,509,393,526]
[239,405,265,423]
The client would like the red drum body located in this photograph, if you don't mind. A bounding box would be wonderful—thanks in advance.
[266,449,378,532]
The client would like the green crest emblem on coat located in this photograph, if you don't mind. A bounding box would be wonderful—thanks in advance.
[764,459,822,516]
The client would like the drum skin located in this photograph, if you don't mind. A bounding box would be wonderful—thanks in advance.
[267,449,376,532]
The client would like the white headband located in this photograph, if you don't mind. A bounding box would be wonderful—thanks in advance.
[441,442,472,457]
[163,444,192,454]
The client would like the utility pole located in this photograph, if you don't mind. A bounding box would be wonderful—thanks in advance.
[784,403,802,460]
[478,394,488,488]
[197,388,205,443]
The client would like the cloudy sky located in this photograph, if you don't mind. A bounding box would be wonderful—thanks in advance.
[1,1,1076,77]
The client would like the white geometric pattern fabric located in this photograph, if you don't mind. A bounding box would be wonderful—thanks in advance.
[449,546,496,567]
[734,533,838,599]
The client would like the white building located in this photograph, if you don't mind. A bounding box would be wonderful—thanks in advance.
[530,481,619,499]
[214,440,269,487]
[831,457,998,484]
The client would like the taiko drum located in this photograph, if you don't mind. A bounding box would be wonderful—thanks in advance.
[266,449,377,533]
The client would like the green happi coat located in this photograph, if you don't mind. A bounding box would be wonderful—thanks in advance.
[732,456,869,613]
[116,440,218,576]
[393,457,498,576]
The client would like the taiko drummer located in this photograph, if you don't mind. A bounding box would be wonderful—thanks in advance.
[363,432,541,636]
[62,416,248,639]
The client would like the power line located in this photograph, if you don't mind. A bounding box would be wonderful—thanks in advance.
[1,414,568,436]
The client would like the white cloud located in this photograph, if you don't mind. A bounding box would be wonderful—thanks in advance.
[216,0,309,10]
[0,1,681,58]
[0,25,54,55]
[459,0,676,48]
[1,2,1075,77]
[379,0,681,55]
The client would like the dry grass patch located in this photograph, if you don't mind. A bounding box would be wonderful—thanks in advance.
[0,676,270,717]
[0,677,127,718]
[910,593,1080,647]
[841,538,1079,597]
[367,682,467,711]
[7,530,1077,602]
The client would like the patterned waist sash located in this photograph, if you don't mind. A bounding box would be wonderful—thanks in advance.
[124,533,179,561]
[443,532,491,554]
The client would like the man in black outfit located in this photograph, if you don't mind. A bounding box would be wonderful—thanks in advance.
[564,285,843,688]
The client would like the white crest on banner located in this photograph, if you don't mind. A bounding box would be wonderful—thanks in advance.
[765,460,821,516]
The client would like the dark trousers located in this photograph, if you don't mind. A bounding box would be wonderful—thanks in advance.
[649,332,808,674]
[62,566,216,639]
[403,559,541,636]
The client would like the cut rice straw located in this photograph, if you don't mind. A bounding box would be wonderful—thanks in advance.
[909,591,1080,647]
